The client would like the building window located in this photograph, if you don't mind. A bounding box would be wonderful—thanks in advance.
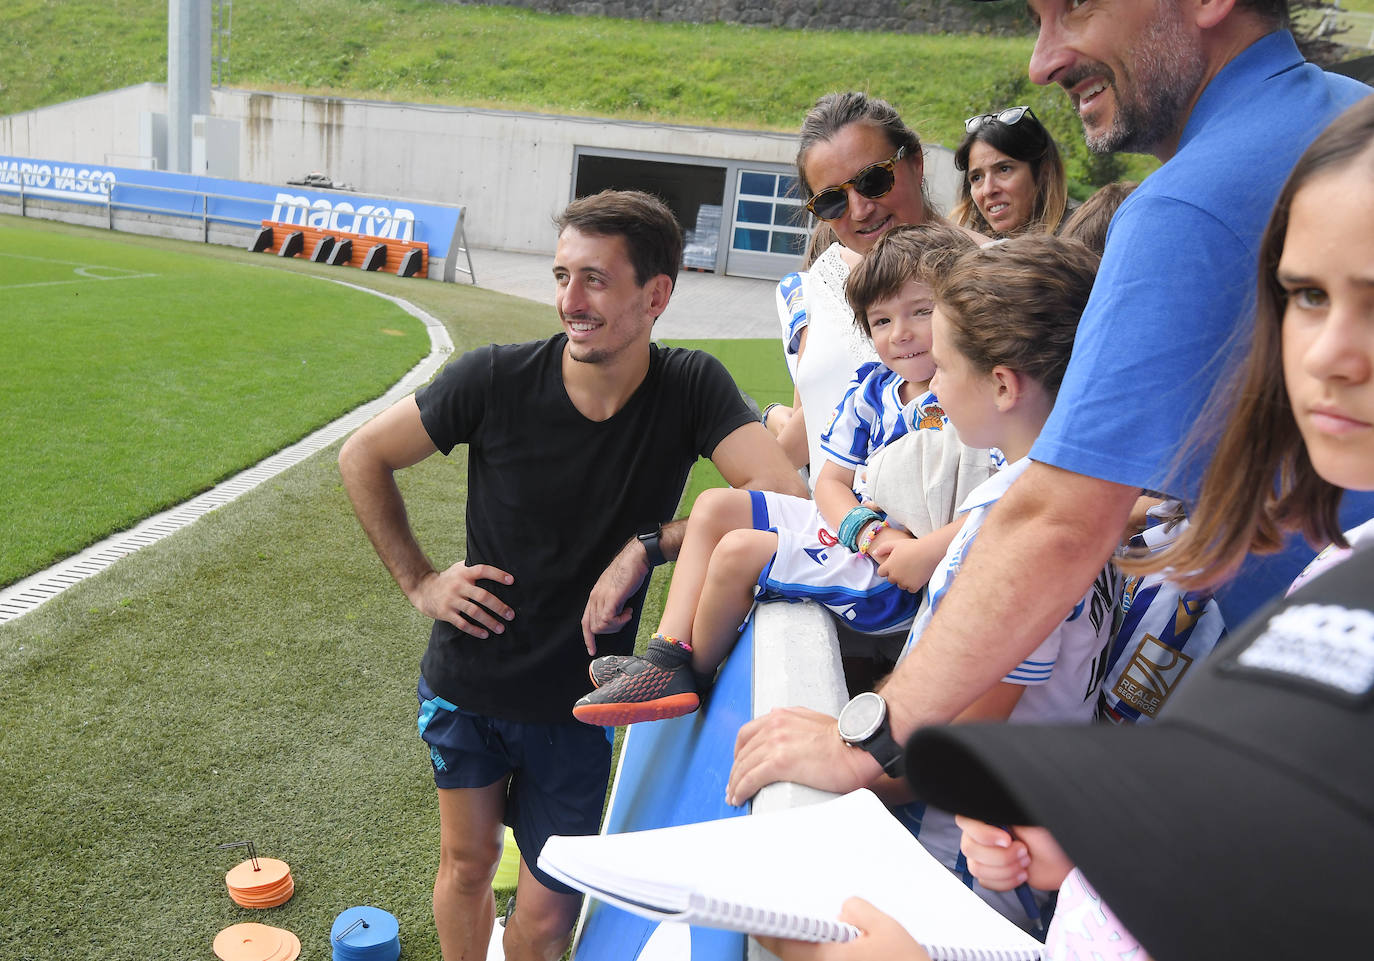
[731,170,808,258]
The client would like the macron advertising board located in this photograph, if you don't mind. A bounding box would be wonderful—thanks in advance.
[0,154,466,263]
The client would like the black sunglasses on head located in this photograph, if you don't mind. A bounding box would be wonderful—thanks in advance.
[805,145,907,222]
[965,105,1036,133]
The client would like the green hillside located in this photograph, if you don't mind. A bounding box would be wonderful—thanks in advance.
[0,0,1159,192]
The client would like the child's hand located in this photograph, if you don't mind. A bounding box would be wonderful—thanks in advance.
[955,816,1074,892]
[874,536,939,592]
[865,525,913,563]
[755,898,930,960]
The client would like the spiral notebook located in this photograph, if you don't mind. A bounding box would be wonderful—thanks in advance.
[539,789,1045,959]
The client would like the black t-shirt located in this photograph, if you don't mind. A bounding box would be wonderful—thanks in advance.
[415,334,754,722]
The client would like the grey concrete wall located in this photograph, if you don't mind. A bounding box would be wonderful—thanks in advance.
[230,88,810,253]
[1,83,963,256]
[1,85,167,170]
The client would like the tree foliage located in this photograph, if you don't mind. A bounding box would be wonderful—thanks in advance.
[1288,0,1353,67]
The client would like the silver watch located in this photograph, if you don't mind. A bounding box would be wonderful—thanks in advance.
[837,691,906,778]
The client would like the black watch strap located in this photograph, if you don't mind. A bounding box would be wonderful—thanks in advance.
[863,725,906,780]
[637,527,667,568]
[838,691,906,779]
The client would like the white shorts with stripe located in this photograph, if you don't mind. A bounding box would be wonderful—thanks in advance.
[749,490,922,635]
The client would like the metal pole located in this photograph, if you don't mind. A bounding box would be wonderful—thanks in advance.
[168,0,211,174]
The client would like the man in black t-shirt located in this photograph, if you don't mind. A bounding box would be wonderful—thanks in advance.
[339,190,805,961]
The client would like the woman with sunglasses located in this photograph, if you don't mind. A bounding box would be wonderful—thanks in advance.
[768,92,978,690]
[775,92,959,485]
[952,106,1068,238]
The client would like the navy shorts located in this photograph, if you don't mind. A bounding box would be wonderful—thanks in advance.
[417,676,613,895]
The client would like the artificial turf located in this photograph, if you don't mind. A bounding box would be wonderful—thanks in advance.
[0,215,793,961]
[0,217,430,587]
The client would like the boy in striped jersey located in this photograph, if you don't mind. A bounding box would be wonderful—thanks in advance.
[884,235,1119,931]
[574,224,992,727]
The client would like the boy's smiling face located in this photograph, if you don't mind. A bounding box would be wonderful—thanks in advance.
[866,278,937,388]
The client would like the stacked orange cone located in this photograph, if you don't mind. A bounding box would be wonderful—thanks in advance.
[225,856,295,908]
[214,922,302,961]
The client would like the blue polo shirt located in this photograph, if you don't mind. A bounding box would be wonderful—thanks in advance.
[1030,30,1372,624]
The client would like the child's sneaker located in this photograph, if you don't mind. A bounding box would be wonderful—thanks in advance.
[573,636,699,726]
[588,654,637,688]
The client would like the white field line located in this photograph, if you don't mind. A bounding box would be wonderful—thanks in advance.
[0,250,131,267]
[3,274,159,290]
[0,277,454,624]
[0,253,160,288]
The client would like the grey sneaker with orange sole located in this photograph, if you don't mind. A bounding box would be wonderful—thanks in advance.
[588,653,637,688]
[573,637,699,726]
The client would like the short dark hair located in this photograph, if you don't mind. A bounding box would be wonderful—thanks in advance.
[845,223,977,337]
[1237,0,1288,25]
[555,189,683,290]
[932,234,1099,398]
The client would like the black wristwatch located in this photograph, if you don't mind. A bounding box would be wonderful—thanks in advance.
[636,526,667,568]
[837,691,906,779]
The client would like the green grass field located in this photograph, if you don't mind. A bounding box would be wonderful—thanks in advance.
[0,215,791,961]
[0,218,431,587]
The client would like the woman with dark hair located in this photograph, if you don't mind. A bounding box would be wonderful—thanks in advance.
[952,106,1068,238]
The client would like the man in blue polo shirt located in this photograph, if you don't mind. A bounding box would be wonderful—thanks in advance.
[728,0,1372,804]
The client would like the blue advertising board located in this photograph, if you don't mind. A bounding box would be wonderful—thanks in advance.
[0,154,466,263]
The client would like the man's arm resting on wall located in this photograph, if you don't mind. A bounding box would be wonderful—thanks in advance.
[338,395,515,638]
[581,519,688,654]
[881,464,1135,738]
[727,462,1137,804]
[581,420,808,651]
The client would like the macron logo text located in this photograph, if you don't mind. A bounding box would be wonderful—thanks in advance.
[270,193,415,242]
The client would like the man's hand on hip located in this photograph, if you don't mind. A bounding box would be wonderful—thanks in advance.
[409,562,515,638]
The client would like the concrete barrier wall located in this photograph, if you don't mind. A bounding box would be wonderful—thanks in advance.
[748,602,846,961]
[1,84,963,257]
[230,88,803,253]
[0,85,166,169]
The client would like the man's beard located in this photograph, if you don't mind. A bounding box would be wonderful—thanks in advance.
[563,313,624,365]
[1084,5,1206,155]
